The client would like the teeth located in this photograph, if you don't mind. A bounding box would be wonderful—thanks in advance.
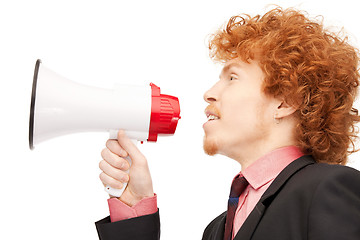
[207,115,219,121]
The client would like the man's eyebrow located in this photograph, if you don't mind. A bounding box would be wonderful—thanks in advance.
[220,62,243,78]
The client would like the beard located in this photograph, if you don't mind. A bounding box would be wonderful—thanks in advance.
[203,134,219,156]
[203,104,222,156]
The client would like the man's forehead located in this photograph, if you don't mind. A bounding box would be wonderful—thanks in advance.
[220,60,245,76]
[223,61,244,71]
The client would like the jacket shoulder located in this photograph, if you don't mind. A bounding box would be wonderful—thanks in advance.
[305,163,360,239]
[250,158,360,240]
[297,161,360,184]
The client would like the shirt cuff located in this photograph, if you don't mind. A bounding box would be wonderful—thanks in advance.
[108,194,158,222]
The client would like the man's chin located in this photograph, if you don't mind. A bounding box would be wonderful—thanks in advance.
[203,136,219,156]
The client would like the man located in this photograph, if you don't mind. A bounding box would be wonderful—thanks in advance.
[95,7,360,240]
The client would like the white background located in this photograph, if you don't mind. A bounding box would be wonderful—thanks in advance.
[1,0,360,239]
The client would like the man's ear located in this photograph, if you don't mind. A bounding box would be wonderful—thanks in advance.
[275,101,297,119]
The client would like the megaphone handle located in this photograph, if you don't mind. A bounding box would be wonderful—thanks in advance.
[104,131,136,197]
[104,155,132,197]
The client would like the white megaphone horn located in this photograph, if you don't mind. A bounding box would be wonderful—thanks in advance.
[29,59,181,196]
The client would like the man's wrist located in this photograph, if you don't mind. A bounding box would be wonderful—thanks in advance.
[119,191,155,207]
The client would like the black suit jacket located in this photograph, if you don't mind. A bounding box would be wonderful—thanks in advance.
[96,155,360,240]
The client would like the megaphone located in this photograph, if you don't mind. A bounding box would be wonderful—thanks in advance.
[29,59,181,196]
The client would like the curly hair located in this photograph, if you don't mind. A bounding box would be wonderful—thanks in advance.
[209,7,360,165]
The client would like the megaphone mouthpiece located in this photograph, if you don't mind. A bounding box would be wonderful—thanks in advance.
[148,83,181,141]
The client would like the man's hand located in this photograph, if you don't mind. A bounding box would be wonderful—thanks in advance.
[99,130,154,206]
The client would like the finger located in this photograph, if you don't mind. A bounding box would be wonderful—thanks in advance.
[99,160,130,183]
[99,172,125,190]
[117,130,146,163]
[106,139,128,158]
[101,148,130,171]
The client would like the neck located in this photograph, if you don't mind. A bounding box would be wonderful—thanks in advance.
[227,119,297,170]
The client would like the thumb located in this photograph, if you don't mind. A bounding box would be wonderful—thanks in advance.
[117,130,146,165]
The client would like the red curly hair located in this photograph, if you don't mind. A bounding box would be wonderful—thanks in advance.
[209,7,360,165]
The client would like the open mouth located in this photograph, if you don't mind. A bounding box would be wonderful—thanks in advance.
[205,105,221,122]
[206,114,220,121]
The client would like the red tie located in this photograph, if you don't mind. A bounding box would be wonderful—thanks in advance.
[223,175,249,240]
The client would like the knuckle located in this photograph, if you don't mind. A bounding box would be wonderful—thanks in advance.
[120,173,129,183]
[111,157,127,170]
[122,160,130,170]
[101,148,108,158]
[99,160,106,170]
[117,129,126,138]
[117,158,128,170]
[119,150,128,158]
[139,155,146,163]
[99,172,106,182]
[105,140,114,149]
[112,159,122,169]
[113,170,128,183]
[105,139,112,148]
[106,139,119,152]
[136,156,148,167]
[114,180,124,189]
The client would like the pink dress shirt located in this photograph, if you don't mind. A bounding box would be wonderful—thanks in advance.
[232,146,304,239]
[108,145,304,238]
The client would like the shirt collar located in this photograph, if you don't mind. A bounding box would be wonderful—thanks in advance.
[241,146,304,190]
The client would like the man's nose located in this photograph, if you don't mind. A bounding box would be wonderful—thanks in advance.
[203,86,218,103]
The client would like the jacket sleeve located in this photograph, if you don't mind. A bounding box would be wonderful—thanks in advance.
[202,211,227,240]
[95,210,160,240]
[308,166,360,240]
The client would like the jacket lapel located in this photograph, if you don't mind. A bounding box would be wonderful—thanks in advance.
[233,155,315,240]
